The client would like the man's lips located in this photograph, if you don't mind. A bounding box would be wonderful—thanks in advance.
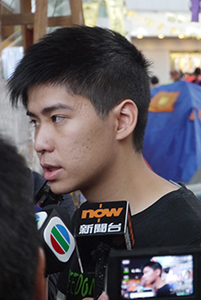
[41,164,62,181]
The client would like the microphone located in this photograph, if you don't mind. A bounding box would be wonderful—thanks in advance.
[74,201,134,299]
[36,205,75,275]
[34,205,42,212]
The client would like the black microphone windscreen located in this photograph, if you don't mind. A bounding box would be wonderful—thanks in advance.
[42,204,72,229]
[74,201,134,273]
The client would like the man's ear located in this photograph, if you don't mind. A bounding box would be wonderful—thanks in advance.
[113,99,138,141]
[155,269,161,278]
[34,247,47,300]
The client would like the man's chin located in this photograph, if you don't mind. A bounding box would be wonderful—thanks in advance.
[49,182,68,195]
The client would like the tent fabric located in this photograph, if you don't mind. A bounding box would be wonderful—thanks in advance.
[143,80,201,184]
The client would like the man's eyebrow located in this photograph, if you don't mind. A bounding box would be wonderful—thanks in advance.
[26,111,36,117]
[26,104,73,117]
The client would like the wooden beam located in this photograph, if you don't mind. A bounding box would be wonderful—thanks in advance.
[69,0,85,25]
[0,3,15,40]
[19,0,32,50]
[48,16,72,27]
[1,14,73,27]
[33,0,48,43]
[1,0,85,50]
[1,13,33,26]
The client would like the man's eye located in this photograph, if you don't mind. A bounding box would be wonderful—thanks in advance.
[51,116,65,123]
[30,119,39,127]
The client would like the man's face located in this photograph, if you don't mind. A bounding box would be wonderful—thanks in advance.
[27,84,117,196]
[142,267,158,285]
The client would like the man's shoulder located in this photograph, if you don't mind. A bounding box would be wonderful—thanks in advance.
[174,184,201,214]
[161,183,201,208]
[157,284,171,297]
[157,184,201,222]
[131,184,201,247]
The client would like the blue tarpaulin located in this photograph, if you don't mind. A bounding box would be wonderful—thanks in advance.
[143,80,201,184]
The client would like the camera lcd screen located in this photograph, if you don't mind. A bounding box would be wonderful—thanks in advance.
[120,254,193,299]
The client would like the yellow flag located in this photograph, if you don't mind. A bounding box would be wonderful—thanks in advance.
[83,2,100,27]
[149,91,179,112]
[105,0,125,36]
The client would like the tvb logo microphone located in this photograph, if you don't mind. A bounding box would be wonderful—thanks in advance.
[36,207,75,274]
[44,216,74,262]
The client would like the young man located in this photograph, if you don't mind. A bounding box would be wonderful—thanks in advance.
[8,26,201,299]
[142,261,172,297]
[0,136,47,300]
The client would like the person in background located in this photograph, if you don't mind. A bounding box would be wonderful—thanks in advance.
[7,25,201,300]
[0,135,47,300]
[150,75,159,89]
[170,69,182,82]
[192,67,201,85]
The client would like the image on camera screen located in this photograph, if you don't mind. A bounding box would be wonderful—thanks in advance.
[121,254,193,299]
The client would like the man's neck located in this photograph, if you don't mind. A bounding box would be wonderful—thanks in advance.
[81,152,179,215]
[154,277,166,290]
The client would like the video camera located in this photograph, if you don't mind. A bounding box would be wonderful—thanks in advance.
[107,247,201,300]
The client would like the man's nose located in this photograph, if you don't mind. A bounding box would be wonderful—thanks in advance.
[34,125,54,153]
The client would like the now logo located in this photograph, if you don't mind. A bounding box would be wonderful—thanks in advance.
[81,203,123,222]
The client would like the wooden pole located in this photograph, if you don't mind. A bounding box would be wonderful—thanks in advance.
[33,0,48,43]
[69,0,85,25]
[20,0,32,50]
